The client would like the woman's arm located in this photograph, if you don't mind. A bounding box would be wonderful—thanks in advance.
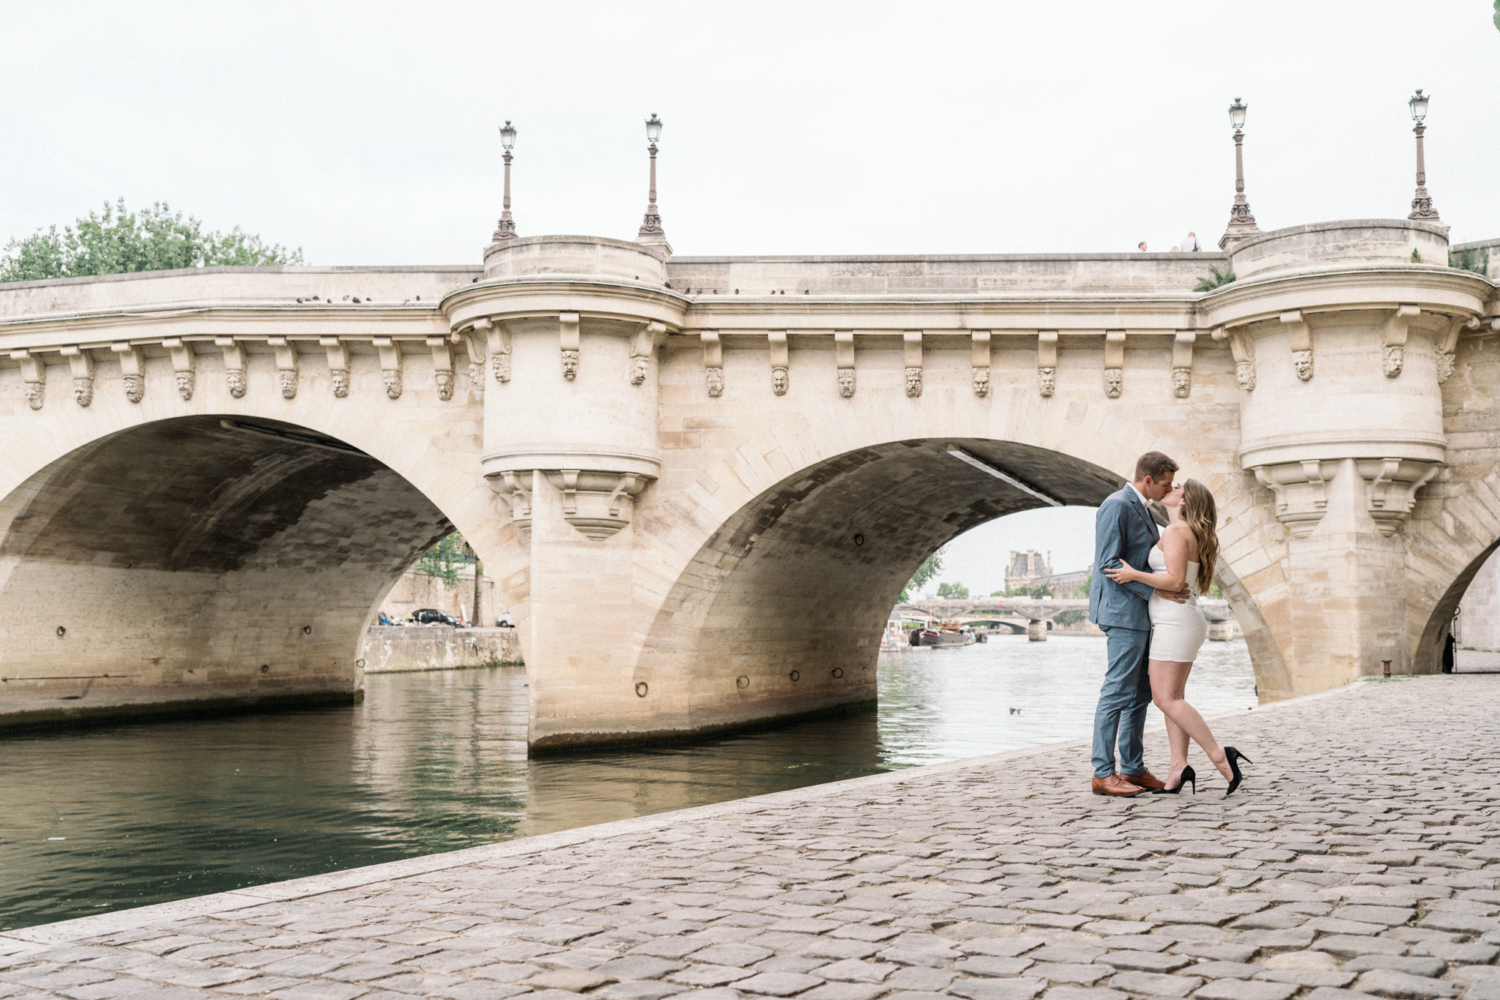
[1103,526,1190,591]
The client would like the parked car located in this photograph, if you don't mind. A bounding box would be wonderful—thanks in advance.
[408,608,463,627]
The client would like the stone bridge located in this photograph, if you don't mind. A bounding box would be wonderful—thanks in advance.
[900,598,1238,641]
[0,216,1496,748]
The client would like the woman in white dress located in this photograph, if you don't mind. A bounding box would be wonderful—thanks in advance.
[1103,479,1251,796]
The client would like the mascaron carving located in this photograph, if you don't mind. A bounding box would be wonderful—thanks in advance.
[1292,349,1313,381]
[468,362,483,390]
[1437,353,1456,384]
[705,366,724,397]
[22,381,43,410]
[330,369,350,397]
[277,370,298,400]
[771,366,789,396]
[1382,344,1404,379]
[124,375,144,404]
[837,368,855,398]
[561,350,580,380]
[1104,368,1123,399]
[175,371,195,401]
[1172,367,1192,398]
[904,366,923,398]
[1038,367,1056,397]
[972,366,990,397]
[73,377,93,407]
[382,369,402,400]
[226,369,247,398]
[492,353,512,383]
[1235,361,1256,391]
[435,370,455,401]
[630,356,649,386]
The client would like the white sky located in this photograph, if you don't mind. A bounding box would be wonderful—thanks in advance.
[2,2,1495,590]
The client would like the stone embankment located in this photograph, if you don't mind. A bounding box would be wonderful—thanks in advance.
[361,626,523,672]
[2,675,1497,1000]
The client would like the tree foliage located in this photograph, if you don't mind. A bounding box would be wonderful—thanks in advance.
[1450,246,1491,276]
[1,199,303,283]
[936,581,970,599]
[900,547,946,602]
[417,532,471,588]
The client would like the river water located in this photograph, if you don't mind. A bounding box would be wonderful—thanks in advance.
[0,635,1255,931]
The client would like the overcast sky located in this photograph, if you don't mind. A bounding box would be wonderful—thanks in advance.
[3,2,1496,592]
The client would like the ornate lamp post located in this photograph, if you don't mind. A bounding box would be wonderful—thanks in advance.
[1221,98,1260,247]
[1407,90,1440,222]
[493,120,518,242]
[636,114,666,242]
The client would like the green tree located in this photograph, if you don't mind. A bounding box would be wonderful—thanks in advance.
[1450,246,1490,276]
[417,532,470,588]
[936,581,970,599]
[1,199,303,283]
[899,547,945,602]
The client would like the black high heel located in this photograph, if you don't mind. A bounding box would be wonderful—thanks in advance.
[1224,747,1252,797]
[1154,765,1196,795]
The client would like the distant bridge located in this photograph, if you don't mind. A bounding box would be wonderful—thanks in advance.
[898,598,1239,641]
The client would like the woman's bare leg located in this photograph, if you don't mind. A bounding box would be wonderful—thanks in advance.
[1161,713,1191,789]
[1149,659,1231,781]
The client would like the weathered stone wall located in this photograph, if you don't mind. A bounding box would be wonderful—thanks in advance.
[360,626,521,672]
[379,565,499,624]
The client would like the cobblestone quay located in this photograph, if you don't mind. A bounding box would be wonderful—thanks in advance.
[3,675,1498,1000]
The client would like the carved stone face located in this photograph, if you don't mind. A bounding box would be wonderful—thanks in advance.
[277,370,298,400]
[1382,344,1404,379]
[1037,366,1056,397]
[771,366,789,396]
[1104,368,1123,399]
[435,370,455,401]
[837,368,855,398]
[226,369,247,399]
[705,366,725,397]
[561,349,580,380]
[1235,361,1256,392]
[904,366,923,398]
[630,356,650,386]
[492,352,512,383]
[73,377,93,408]
[331,369,350,398]
[175,370,195,401]
[1292,349,1314,381]
[971,366,990,397]
[22,381,43,410]
[468,362,484,390]
[1436,352,1456,384]
[383,369,403,400]
[124,374,145,404]
[1172,366,1192,398]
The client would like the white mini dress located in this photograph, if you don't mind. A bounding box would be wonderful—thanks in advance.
[1146,545,1208,662]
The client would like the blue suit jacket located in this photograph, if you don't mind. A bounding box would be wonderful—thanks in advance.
[1088,485,1161,630]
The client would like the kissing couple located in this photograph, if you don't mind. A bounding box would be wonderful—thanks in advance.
[1087,451,1252,797]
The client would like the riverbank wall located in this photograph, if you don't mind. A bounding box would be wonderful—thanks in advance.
[360,626,522,673]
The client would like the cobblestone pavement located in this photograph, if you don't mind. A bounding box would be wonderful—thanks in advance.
[3,675,1499,1000]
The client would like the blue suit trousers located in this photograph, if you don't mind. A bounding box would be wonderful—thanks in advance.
[1092,625,1153,779]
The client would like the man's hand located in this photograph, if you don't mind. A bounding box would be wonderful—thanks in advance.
[1154,586,1192,604]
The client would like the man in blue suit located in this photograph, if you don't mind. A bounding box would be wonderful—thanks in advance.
[1087,451,1187,796]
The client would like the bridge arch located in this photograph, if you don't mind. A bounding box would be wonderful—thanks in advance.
[625,435,1282,743]
[0,407,508,727]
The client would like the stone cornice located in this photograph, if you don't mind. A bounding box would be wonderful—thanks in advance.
[1202,265,1494,332]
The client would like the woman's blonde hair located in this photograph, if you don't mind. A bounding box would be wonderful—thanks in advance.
[1181,478,1219,594]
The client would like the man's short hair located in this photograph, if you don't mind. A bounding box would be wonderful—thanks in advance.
[1134,451,1179,482]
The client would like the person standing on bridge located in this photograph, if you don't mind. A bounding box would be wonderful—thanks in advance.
[1087,452,1187,796]
[1104,478,1253,796]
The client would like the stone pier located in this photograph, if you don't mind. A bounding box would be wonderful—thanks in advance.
[2,674,1496,1000]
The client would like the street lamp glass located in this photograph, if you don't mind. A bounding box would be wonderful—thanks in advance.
[1409,90,1429,122]
[499,121,517,149]
[1228,98,1247,131]
[645,114,663,143]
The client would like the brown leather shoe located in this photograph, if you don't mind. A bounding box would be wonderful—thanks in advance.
[1122,769,1166,791]
[1092,774,1144,796]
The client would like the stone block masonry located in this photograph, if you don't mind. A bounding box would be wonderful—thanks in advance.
[361,625,522,672]
[2,674,1496,1000]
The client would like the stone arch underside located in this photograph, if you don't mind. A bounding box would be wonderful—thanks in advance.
[631,437,1280,741]
[0,415,453,727]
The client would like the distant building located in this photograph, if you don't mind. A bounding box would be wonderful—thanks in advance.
[1006,549,1089,596]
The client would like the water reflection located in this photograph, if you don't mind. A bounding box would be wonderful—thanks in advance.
[0,635,1253,930]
